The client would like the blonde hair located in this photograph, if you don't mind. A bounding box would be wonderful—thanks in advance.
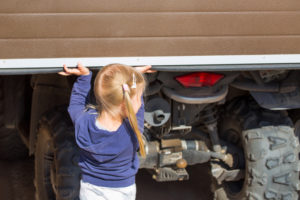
[94,63,146,157]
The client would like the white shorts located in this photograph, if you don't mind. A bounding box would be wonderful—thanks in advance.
[80,180,136,200]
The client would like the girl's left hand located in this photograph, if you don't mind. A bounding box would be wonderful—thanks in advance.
[135,65,156,74]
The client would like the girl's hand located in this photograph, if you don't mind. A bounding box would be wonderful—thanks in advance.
[58,62,90,76]
[135,65,156,74]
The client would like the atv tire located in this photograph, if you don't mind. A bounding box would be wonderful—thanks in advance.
[213,97,300,200]
[35,107,81,200]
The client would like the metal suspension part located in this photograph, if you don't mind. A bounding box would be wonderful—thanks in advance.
[199,105,222,153]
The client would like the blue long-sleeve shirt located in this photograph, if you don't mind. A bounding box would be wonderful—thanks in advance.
[68,72,144,188]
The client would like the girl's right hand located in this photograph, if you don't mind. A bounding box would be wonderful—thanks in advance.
[58,62,90,76]
[135,65,156,74]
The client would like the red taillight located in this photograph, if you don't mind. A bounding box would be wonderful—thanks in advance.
[175,72,224,88]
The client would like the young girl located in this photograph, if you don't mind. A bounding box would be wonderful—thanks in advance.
[59,63,154,200]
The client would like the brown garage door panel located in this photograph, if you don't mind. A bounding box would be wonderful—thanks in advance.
[1,0,300,13]
[1,1,300,58]
[1,36,300,59]
[1,12,300,39]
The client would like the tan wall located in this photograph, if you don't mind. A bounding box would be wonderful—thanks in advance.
[1,0,300,58]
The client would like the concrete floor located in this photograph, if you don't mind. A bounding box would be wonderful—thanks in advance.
[0,157,212,200]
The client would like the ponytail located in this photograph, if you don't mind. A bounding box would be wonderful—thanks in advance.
[123,84,146,158]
